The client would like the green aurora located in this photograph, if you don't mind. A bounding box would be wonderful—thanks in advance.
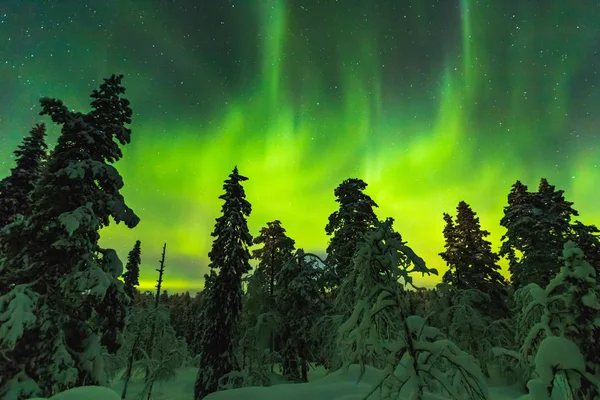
[0,0,598,292]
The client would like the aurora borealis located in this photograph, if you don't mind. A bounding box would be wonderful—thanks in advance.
[1,1,598,292]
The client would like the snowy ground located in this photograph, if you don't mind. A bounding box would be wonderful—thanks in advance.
[31,364,526,400]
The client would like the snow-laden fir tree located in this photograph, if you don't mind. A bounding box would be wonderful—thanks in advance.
[0,123,47,228]
[275,249,324,382]
[251,220,295,314]
[194,167,253,400]
[569,220,600,278]
[122,240,141,301]
[247,220,295,359]
[514,241,600,398]
[337,219,488,399]
[500,179,578,290]
[336,218,436,369]
[324,178,378,293]
[0,74,139,399]
[188,270,216,357]
[439,201,508,318]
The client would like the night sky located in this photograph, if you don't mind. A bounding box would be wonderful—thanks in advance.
[1,1,598,292]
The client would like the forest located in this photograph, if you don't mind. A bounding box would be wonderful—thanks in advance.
[0,75,599,400]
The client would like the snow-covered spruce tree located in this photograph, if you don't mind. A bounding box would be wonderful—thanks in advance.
[338,219,488,399]
[439,289,494,377]
[0,74,139,399]
[440,201,508,318]
[111,303,188,400]
[569,220,600,278]
[500,179,578,290]
[194,166,253,400]
[122,240,141,301]
[188,270,216,358]
[336,218,436,369]
[274,249,324,382]
[252,220,296,307]
[514,241,600,398]
[0,123,48,229]
[325,178,378,294]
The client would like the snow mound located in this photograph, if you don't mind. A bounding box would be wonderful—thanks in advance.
[205,365,450,400]
[27,385,120,400]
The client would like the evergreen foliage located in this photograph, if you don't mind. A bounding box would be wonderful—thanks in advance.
[275,249,324,382]
[440,201,508,317]
[500,179,578,289]
[0,123,48,228]
[0,74,138,398]
[122,240,141,301]
[194,167,253,400]
[324,178,378,293]
[250,220,296,313]
[515,241,600,398]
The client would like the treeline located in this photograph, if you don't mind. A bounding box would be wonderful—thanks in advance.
[0,75,599,400]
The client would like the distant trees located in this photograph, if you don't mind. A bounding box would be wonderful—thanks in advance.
[194,167,253,400]
[0,74,138,398]
[0,123,47,228]
[324,178,378,293]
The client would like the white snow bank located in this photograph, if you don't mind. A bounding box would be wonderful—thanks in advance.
[205,365,450,400]
[28,385,121,400]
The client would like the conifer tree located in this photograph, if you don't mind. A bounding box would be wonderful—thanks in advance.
[194,167,253,400]
[336,218,436,368]
[276,249,323,382]
[249,220,295,358]
[0,75,138,398]
[123,240,142,300]
[188,270,216,357]
[0,123,47,228]
[251,220,296,308]
[324,178,378,292]
[500,179,578,289]
[440,201,508,316]
[569,221,600,277]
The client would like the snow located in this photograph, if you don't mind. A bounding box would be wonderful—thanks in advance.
[32,364,526,400]
[27,385,121,400]
[0,284,39,349]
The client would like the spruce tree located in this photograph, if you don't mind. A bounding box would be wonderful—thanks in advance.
[439,201,508,317]
[249,220,295,358]
[251,220,296,307]
[123,240,142,300]
[500,179,578,289]
[569,221,600,277]
[0,123,47,228]
[324,178,378,292]
[275,249,323,382]
[194,167,253,400]
[0,75,138,398]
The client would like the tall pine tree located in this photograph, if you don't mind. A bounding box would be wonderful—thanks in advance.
[194,167,253,400]
[500,179,578,289]
[123,240,142,300]
[439,201,508,316]
[0,123,48,228]
[324,178,378,293]
[0,75,138,398]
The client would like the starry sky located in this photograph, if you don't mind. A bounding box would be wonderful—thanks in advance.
[1,0,598,293]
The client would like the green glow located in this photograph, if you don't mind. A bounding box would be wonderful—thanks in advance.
[1,1,598,292]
